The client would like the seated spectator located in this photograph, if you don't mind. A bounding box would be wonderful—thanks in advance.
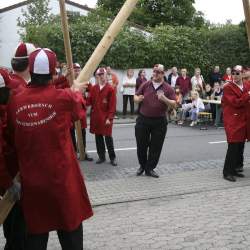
[168,86,183,122]
[195,84,204,99]
[168,67,179,88]
[136,69,147,91]
[204,84,213,100]
[191,68,205,90]
[175,86,183,107]
[176,68,192,101]
[122,69,136,118]
[209,66,222,88]
[178,91,205,126]
[222,67,233,83]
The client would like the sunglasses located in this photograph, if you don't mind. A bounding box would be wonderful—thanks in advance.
[232,72,241,75]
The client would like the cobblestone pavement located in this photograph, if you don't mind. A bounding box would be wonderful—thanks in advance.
[1,161,250,249]
[81,157,250,182]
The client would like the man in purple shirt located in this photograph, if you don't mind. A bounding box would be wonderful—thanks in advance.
[134,64,176,178]
[175,68,192,99]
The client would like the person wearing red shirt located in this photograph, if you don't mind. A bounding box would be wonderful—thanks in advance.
[134,64,176,178]
[8,43,36,92]
[8,48,93,250]
[87,68,118,166]
[222,65,250,182]
[70,63,93,161]
[0,71,26,250]
[175,68,192,100]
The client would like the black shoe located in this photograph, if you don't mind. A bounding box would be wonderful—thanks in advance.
[234,173,245,178]
[110,159,118,166]
[136,167,144,176]
[84,154,93,161]
[96,158,105,164]
[236,167,244,172]
[223,175,236,182]
[145,170,159,178]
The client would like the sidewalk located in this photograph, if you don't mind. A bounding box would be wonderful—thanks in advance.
[1,163,250,249]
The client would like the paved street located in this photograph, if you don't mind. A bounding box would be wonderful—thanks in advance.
[1,122,250,250]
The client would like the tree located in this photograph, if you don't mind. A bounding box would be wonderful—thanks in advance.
[97,0,205,28]
[21,11,249,77]
[17,0,51,28]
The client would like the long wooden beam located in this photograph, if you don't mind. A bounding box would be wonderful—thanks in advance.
[243,0,250,48]
[77,0,139,83]
[59,0,85,161]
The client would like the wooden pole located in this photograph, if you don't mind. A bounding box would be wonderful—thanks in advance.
[76,0,139,83]
[59,0,85,160]
[0,174,20,225]
[243,0,250,48]
[0,0,139,225]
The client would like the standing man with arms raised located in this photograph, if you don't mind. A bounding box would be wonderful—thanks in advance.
[134,64,176,178]
[222,65,250,182]
[8,48,93,250]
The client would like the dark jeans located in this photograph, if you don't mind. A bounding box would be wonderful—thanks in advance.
[223,142,245,176]
[3,203,26,250]
[211,104,216,121]
[95,135,116,160]
[26,224,83,250]
[135,115,167,172]
[70,128,87,153]
[123,95,134,116]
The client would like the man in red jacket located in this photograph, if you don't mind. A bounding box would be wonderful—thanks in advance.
[8,48,93,250]
[222,65,250,182]
[8,42,36,92]
[87,67,118,166]
[0,71,26,250]
[70,63,93,161]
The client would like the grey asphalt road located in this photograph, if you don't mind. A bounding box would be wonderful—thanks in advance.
[85,123,250,168]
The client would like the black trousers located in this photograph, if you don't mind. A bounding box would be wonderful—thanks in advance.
[26,224,83,250]
[70,128,87,153]
[123,95,134,116]
[135,115,167,172]
[95,135,116,160]
[223,142,245,176]
[3,203,26,250]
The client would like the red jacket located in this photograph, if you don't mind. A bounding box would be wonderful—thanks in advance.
[8,73,27,94]
[53,75,70,89]
[87,83,116,136]
[222,81,250,143]
[0,109,13,192]
[9,84,93,233]
[0,70,20,191]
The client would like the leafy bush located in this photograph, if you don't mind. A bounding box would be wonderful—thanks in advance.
[22,13,250,78]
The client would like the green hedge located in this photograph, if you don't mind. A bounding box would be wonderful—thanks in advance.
[23,14,250,78]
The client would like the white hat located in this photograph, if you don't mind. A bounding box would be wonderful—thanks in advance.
[96,67,107,75]
[0,74,6,88]
[13,42,36,59]
[29,48,57,75]
[234,65,243,72]
[73,63,81,69]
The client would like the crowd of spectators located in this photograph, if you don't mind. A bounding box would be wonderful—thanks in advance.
[54,63,250,127]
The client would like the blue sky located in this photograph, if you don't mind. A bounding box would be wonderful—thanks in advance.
[0,0,245,24]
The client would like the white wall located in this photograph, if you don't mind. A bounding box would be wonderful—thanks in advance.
[0,0,88,68]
